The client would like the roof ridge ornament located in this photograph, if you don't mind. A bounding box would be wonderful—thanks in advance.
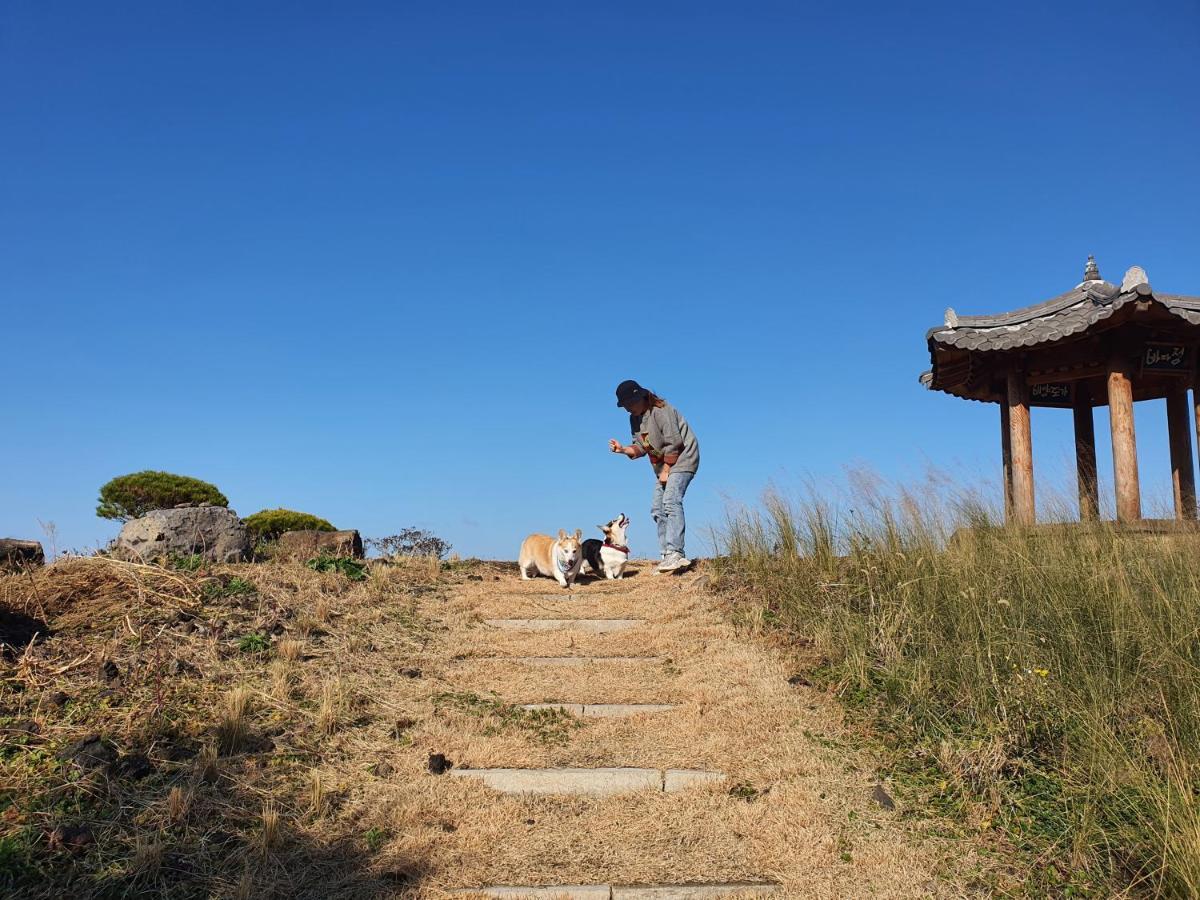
[1121,266,1149,293]
[1083,254,1100,282]
[944,307,958,327]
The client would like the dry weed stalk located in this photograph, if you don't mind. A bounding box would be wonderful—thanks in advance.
[314,595,331,623]
[166,785,190,824]
[260,798,281,853]
[234,866,255,900]
[131,832,165,878]
[196,744,220,783]
[307,770,327,818]
[276,638,304,661]
[217,686,251,754]
[269,660,292,701]
[317,678,342,735]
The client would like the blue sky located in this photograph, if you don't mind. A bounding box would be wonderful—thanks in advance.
[3,1,1199,558]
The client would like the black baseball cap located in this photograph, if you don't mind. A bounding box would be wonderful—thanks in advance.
[615,380,648,408]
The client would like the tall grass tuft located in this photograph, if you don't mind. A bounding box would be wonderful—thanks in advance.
[216,687,251,755]
[715,478,1200,896]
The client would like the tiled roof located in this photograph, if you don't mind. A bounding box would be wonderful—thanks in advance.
[920,263,1200,400]
[926,282,1200,353]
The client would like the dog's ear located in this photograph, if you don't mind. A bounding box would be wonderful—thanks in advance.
[574,529,582,541]
[557,529,566,540]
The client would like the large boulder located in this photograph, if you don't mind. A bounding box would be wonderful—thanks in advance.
[0,539,45,572]
[276,529,364,560]
[115,507,250,564]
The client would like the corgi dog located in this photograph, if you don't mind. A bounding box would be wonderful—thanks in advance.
[518,529,583,589]
[581,513,630,580]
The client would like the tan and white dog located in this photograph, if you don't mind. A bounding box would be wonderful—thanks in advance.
[518,529,584,589]
[581,513,630,580]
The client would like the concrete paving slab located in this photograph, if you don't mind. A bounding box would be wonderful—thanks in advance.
[521,703,586,715]
[663,770,727,792]
[582,704,677,718]
[454,887,611,899]
[451,767,663,796]
[504,657,663,666]
[612,886,778,899]
[484,619,643,633]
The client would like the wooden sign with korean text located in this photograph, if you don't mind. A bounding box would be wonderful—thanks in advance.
[1030,382,1072,406]
[1143,344,1192,374]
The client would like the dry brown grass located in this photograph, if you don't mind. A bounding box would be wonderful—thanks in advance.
[316,677,343,735]
[307,770,328,819]
[259,799,282,854]
[217,685,252,754]
[0,555,978,898]
[277,637,305,661]
[165,786,190,824]
[130,832,165,879]
[196,743,220,784]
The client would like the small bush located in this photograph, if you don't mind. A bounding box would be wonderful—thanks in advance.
[244,509,336,542]
[368,528,452,560]
[96,471,228,522]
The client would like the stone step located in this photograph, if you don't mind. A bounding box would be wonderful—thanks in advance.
[484,618,643,633]
[450,767,725,796]
[453,888,610,899]
[613,887,779,899]
[521,703,677,718]
[454,885,779,899]
[482,656,664,667]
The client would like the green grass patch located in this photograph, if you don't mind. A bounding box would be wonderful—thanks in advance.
[432,691,581,745]
[306,554,367,582]
[203,576,256,600]
[363,827,387,852]
[237,632,269,654]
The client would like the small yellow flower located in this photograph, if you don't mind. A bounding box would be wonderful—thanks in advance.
[1033,668,1049,678]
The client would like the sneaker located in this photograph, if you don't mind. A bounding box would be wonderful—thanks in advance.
[657,554,689,573]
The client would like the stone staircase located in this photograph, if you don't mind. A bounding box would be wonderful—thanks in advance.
[443,573,778,899]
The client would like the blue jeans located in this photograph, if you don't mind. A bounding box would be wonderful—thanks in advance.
[651,470,694,558]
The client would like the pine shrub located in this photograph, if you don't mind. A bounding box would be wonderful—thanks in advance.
[243,508,336,542]
[96,471,228,522]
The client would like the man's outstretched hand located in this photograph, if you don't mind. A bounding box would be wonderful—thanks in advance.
[609,438,624,454]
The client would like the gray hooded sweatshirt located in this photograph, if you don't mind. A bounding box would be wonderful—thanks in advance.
[630,402,700,475]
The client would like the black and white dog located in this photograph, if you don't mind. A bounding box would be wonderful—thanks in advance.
[581,513,631,580]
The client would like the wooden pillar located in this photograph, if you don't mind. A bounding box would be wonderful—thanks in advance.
[1107,356,1141,523]
[1193,372,1200,516]
[1073,388,1099,521]
[1166,388,1196,520]
[1000,400,1013,519]
[1006,369,1035,525]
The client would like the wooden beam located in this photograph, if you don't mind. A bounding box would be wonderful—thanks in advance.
[1167,389,1197,520]
[1000,401,1013,519]
[1006,369,1035,525]
[1107,356,1141,523]
[1073,388,1099,521]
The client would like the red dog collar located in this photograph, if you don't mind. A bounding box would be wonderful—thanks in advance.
[603,542,630,554]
